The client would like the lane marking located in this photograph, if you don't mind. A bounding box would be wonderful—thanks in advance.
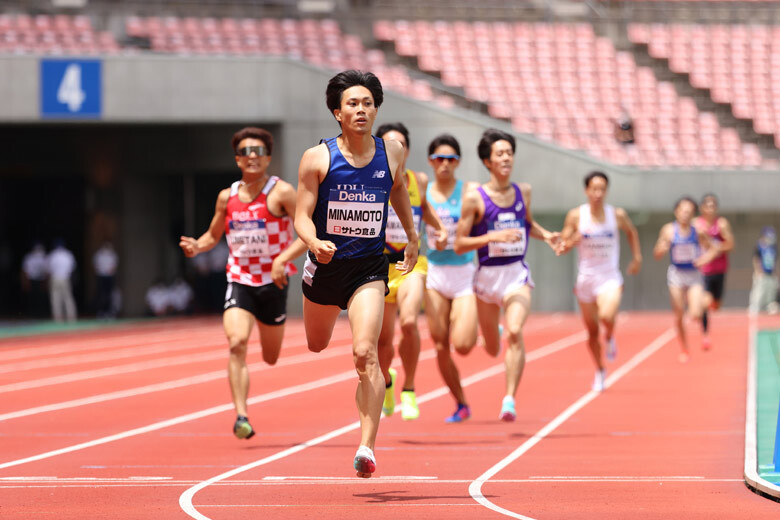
[0,345,353,422]
[467,327,675,520]
[0,336,233,375]
[0,367,361,470]
[0,332,356,395]
[0,477,744,490]
[179,330,587,520]
[0,346,449,469]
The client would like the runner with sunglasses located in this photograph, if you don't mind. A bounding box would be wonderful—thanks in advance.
[423,134,482,423]
[179,127,307,440]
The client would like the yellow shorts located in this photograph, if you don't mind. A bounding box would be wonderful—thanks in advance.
[385,255,428,304]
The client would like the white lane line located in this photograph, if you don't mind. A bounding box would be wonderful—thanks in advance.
[0,326,214,361]
[0,336,226,375]
[0,366,360,470]
[1,477,744,490]
[468,327,675,520]
[0,333,356,395]
[0,346,441,470]
[0,345,354,422]
[743,314,780,498]
[178,330,587,520]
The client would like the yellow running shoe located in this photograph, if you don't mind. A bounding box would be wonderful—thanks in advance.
[383,368,396,416]
[400,390,419,420]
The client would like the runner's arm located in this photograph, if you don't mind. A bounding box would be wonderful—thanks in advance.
[387,141,418,273]
[524,184,560,251]
[556,207,580,256]
[418,172,448,250]
[295,145,337,264]
[616,207,642,274]
[717,217,735,254]
[179,189,228,257]
[653,223,673,260]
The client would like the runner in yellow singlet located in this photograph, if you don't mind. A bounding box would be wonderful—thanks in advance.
[376,122,447,420]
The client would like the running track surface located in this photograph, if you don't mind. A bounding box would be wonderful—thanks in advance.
[1,312,779,519]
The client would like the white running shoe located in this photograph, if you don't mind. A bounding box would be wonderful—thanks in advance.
[592,368,606,392]
[353,445,376,478]
[606,337,617,362]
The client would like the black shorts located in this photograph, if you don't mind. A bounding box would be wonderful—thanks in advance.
[224,280,288,325]
[301,253,389,310]
[703,273,726,302]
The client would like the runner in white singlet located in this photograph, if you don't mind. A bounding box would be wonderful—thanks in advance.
[556,171,642,392]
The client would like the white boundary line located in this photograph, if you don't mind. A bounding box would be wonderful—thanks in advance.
[0,345,353,422]
[0,367,361,470]
[178,331,587,520]
[467,327,675,520]
[743,314,780,498]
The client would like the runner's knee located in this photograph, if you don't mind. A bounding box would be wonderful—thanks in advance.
[353,342,376,371]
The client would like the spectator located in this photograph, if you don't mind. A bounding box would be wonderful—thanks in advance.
[21,241,49,318]
[48,239,77,322]
[749,226,778,314]
[168,277,194,315]
[145,278,170,317]
[93,242,118,318]
[614,107,635,145]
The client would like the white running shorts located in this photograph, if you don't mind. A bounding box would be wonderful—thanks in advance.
[575,270,624,304]
[426,262,476,300]
[667,265,703,289]
[474,261,534,306]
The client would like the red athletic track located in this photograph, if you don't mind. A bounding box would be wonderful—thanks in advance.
[1,312,778,519]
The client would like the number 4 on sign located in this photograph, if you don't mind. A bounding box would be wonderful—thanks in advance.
[57,64,86,112]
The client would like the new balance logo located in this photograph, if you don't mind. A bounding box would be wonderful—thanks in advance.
[372,170,386,178]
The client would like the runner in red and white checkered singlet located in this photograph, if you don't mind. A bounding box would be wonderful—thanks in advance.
[179,127,307,442]
[225,176,298,287]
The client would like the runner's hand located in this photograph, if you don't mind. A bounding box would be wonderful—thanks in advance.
[434,227,449,251]
[627,257,642,275]
[312,240,337,264]
[179,236,199,257]
[396,240,418,275]
[271,257,288,289]
[489,229,522,243]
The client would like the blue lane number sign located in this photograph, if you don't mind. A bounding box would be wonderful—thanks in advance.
[41,59,102,117]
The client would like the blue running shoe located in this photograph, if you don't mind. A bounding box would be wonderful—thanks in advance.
[606,337,617,362]
[445,403,471,423]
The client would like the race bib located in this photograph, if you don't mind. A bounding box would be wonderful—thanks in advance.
[385,205,422,244]
[228,219,269,257]
[487,218,526,258]
[326,188,386,238]
[426,215,457,250]
[671,242,697,264]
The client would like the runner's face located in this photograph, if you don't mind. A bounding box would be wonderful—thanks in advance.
[428,144,459,181]
[485,140,514,179]
[700,196,717,218]
[585,177,608,206]
[334,86,376,135]
[235,138,271,176]
[381,130,409,162]
[674,200,695,225]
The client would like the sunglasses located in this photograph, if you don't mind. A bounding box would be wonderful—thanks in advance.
[236,145,269,157]
[429,154,460,161]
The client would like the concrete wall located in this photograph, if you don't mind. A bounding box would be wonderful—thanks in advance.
[1,54,777,315]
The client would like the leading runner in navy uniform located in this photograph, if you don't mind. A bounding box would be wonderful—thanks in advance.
[295,70,418,478]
